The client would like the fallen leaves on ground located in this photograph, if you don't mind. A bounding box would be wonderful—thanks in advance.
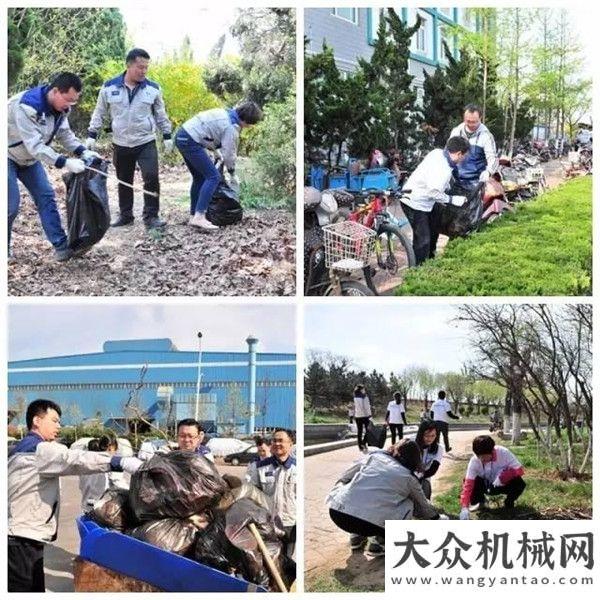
[8,166,295,296]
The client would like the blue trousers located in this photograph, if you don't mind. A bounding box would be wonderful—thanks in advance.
[175,128,220,214]
[8,158,67,250]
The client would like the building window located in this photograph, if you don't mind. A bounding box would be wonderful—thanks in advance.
[438,8,454,19]
[408,9,433,60]
[331,8,358,24]
[368,8,383,44]
[438,25,453,64]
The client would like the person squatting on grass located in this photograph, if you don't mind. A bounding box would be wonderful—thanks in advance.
[8,72,101,262]
[400,136,471,265]
[414,419,443,500]
[87,48,173,231]
[353,384,372,453]
[385,391,408,444]
[8,399,142,592]
[175,101,263,232]
[459,435,526,520]
[326,439,448,558]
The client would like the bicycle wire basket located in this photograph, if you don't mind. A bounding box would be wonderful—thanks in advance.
[322,220,376,270]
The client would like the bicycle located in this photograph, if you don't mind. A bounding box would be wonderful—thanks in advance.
[341,188,416,294]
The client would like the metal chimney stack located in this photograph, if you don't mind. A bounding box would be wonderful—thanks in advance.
[246,335,259,435]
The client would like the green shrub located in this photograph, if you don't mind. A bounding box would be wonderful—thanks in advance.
[240,91,295,209]
[397,177,592,296]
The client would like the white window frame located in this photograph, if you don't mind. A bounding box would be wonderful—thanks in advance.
[408,8,433,59]
[331,8,358,25]
[368,8,383,42]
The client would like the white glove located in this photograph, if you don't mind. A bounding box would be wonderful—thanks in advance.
[65,158,85,174]
[164,139,174,153]
[479,170,490,182]
[492,475,503,488]
[214,149,223,162]
[438,514,450,520]
[450,195,467,207]
[459,507,470,520]
[85,137,96,151]
[120,456,143,474]
[82,150,101,161]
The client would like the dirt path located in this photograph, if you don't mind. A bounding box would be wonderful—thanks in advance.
[8,165,295,296]
[304,428,487,592]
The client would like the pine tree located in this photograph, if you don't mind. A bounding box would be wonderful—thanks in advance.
[351,9,424,166]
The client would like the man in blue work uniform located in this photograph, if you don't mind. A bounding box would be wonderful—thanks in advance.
[176,418,214,462]
[86,48,173,230]
[449,103,498,190]
[247,428,296,558]
[8,72,101,261]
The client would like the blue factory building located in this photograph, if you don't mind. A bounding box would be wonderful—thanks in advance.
[8,338,296,435]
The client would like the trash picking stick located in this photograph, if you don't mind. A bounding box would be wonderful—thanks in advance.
[248,523,287,593]
[84,165,159,198]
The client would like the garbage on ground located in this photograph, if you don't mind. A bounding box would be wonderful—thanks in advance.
[64,157,111,251]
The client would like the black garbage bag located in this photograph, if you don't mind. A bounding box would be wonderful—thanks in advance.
[193,512,254,579]
[64,158,111,251]
[365,422,387,448]
[224,498,287,589]
[128,518,198,555]
[206,176,243,226]
[430,182,484,239]
[129,451,228,521]
[89,489,134,531]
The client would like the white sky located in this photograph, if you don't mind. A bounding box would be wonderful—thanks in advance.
[305,304,473,375]
[8,304,295,361]
[119,5,240,60]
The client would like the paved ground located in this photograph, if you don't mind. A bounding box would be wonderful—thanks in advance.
[44,461,250,592]
[304,428,487,592]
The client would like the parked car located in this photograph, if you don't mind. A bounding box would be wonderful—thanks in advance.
[223,446,260,466]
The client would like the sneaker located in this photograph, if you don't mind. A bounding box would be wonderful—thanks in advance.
[445,447,453,453]
[349,534,367,550]
[54,247,73,262]
[469,501,487,512]
[111,216,134,227]
[365,536,385,557]
[145,217,167,230]
[189,212,219,231]
[504,498,515,509]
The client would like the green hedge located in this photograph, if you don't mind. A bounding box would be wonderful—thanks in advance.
[397,176,592,296]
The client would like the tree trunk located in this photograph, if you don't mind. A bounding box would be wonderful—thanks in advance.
[511,411,522,444]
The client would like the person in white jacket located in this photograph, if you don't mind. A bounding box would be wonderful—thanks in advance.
[78,434,130,512]
[400,136,470,264]
[353,384,372,453]
[8,400,141,592]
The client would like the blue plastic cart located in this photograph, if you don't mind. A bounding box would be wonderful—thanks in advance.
[76,516,267,592]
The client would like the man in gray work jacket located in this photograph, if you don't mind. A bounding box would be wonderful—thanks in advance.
[86,48,173,230]
[8,72,100,261]
[8,399,141,592]
[246,428,296,558]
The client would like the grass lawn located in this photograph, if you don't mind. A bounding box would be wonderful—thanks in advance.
[397,176,592,296]
[433,433,592,519]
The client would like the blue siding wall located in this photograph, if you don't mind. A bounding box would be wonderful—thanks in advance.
[8,340,296,431]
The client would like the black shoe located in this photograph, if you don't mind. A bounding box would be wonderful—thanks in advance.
[504,499,515,509]
[446,447,452,453]
[111,216,134,227]
[145,217,166,230]
[365,536,385,557]
[54,247,73,262]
